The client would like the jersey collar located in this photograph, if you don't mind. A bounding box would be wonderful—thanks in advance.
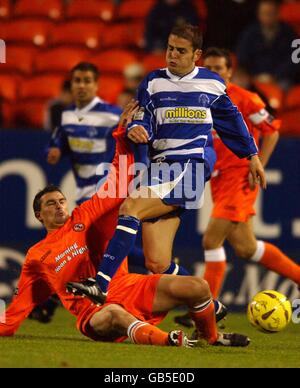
[166,66,199,81]
[75,96,103,115]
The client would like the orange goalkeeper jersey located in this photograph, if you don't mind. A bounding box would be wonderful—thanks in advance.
[213,83,281,172]
[0,127,134,336]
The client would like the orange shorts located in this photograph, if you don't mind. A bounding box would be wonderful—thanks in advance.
[77,273,166,341]
[211,167,259,223]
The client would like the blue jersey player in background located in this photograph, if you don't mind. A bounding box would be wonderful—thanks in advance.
[47,62,121,205]
[68,24,266,319]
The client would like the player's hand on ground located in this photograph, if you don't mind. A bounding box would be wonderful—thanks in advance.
[119,100,139,128]
[249,155,267,190]
[47,147,61,165]
[127,125,149,144]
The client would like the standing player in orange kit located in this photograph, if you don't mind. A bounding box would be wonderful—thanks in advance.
[201,48,300,299]
[0,101,250,348]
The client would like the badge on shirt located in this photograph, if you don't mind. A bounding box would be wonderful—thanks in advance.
[73,223,86,232]
[133,107,145,121]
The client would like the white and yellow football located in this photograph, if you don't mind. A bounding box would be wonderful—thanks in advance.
[247,290,292,333]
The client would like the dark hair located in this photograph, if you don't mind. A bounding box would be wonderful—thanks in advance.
[203,47,233,69]
[33,184,65,213]
[170,24,203,51]
[62,79,71,92]
[70,62,100,81]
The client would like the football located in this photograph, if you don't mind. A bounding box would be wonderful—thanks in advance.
[247,290,292,333]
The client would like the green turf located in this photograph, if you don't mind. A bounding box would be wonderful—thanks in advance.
[0,308,299,368]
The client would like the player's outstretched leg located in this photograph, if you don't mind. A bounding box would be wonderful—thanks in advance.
[89,304,195,347]
[153,275,250,347]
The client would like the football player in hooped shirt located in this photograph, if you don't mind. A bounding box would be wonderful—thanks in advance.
[89,24,266,299]
[0,102,250,348]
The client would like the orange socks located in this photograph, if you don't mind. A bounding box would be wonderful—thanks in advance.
[253,241,300,285]
[128,321,169,346]
[190,299,218,345]
[203,247,227,299]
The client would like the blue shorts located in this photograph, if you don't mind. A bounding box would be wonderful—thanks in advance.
[140,159,209,210]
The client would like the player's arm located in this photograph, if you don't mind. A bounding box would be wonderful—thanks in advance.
[127,77,154,144]
[0,260,52,336]
[211,94,266,189]
[47,125,69,165]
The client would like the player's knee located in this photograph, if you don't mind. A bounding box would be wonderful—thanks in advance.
[190,277,211,299]
[233,243,256,260]
[146,259,170,274]
[202,233,219,250]
[89,309,113,334]
[119,198,139,218]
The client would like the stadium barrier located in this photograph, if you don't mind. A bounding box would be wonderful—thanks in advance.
[0,130,299,309]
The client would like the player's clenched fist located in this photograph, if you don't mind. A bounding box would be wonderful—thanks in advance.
[47,147,61,165]
[127,125,149,144]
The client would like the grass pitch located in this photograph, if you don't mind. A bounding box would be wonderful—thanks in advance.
[0,308,299,368]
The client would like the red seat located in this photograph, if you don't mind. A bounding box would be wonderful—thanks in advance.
[253,80,284,111]
[89,50,138,74]
[35,47,89,73]
[102,22,144,48]
[142,53,166,72]
[66,0,115,22]
[13,0,63,20]
[192,0,208,20]
[0,46,36,75]
[280,110,300,137]
[286,85,300,110]
[3,19,52,47]
[19,75,64,100]
[280,2,300,24]
[0,0,11,19]
[0,75,18,101]
[99,75,124,104]
[14,100,47,128]
[2,102,15,128]
[50,21,103,49]
[118,0,155,19]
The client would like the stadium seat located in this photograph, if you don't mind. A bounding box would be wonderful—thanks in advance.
[0,0,10,19]
[66,0,115,22]
[101,22,144,48]
[0,75,18,101]
[89,49,138,74]
[253,80,284,111]
[2,19,52,47]
[280,110,300,137]
[142,53,166,72]
[19,75,64,100]
[35,47,89,73]
[286,85,300,110]
[99,75,124,104]
[118,0,155,20]
[14,100,47,128]
[280,2,300,24]
[192,0,208,21]
[0,46,35,75]
[2,101,15,128]
[13,0,63,20]
[50,21,103,49]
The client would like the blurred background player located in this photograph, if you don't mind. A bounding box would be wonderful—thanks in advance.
[237,0,299,90]
[44,79,73,133]
[47,62,121,205]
